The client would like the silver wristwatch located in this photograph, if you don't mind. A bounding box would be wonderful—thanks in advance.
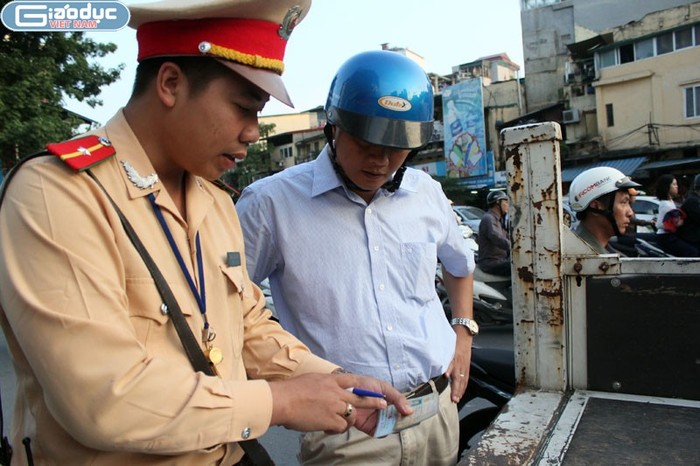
[450,317,479,336]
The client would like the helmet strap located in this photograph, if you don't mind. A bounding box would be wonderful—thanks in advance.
[323,123,412,194]
[587,193,622,238]
[324,124,373,193]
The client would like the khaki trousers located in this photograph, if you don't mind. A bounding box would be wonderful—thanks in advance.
[300,385,459,466]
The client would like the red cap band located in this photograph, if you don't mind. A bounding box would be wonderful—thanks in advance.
[136,18,287,74]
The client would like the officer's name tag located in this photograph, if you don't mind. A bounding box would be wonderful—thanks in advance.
[374,391,439,438]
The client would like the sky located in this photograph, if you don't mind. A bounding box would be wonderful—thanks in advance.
[66,0,525,124]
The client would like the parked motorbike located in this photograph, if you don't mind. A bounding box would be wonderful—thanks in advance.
[609,228,672,258]
[436,266,511,326]
[437,222,513,326]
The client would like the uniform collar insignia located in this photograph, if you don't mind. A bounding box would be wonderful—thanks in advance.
[121,160,159,190]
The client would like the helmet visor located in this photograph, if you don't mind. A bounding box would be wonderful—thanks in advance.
[330,107,433,150]
[615,176,642,189]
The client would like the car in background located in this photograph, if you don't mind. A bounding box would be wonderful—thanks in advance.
[453,205,486,235]
[631,195,660,233]
[631,195,660,225]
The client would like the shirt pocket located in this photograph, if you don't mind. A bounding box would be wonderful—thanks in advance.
[126,276,193,349]
[400,242,438,304]
[220,265,245,295]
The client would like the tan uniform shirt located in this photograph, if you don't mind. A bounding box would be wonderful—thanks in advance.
[0,111,336,465]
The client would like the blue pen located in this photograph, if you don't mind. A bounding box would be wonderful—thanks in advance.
[347,387,385,398]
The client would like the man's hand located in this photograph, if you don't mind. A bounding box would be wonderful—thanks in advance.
[268,373,412,435]
[446,325,473,403]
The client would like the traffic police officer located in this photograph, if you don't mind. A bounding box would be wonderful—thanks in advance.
[0,1,410,464]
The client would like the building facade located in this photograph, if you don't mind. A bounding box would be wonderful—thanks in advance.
[519,0,700,189]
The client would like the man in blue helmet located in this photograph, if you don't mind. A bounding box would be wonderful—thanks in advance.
[237,50,476,464]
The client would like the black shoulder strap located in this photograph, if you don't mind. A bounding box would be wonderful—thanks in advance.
[85,170,215,375]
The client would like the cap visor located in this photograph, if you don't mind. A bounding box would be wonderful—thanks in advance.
[218,60,293,107]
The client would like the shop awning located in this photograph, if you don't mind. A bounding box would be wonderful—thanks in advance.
[561,156,648,183]
[638,157,700,170]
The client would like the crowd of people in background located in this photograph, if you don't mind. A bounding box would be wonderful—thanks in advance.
[474,169,700,270]
[567,170,700,258]
[653,174,699,257]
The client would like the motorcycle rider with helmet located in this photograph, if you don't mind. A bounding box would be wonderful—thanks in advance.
[568,167,641,254]
[477,190,512,276]
[237,50,476,465]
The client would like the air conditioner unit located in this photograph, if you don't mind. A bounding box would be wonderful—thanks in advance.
[562,109,580,124]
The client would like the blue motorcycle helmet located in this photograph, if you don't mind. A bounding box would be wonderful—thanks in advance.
[325,50,434,150]
[323,50,434,193]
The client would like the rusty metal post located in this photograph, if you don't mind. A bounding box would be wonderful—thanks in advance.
[502,122,567,391]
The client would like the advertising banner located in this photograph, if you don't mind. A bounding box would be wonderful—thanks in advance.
[442,78,487,178]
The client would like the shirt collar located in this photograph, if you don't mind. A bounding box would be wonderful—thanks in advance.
[96,109,214,225]
[310,146,344,198]
[100,109,161,200]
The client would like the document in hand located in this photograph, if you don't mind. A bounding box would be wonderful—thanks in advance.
[374,391,439,438]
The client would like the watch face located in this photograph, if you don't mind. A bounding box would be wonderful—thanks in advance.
[467,320,479,335]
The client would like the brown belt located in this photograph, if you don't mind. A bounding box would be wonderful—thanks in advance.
[406,375,449,399]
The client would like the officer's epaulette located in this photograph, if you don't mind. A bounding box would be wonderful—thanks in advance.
[46,135,115,172]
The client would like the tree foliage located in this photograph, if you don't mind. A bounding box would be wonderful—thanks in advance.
[0,21,123,170]
[224,122,277,196]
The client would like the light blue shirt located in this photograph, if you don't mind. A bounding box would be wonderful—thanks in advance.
[236,147,475,391]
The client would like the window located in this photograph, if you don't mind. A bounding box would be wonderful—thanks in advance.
[599,49,617,68]
[606,103,615,127]
[619,43,634,64]
[676,27,693,49]
[632,200,658,216]
[695,25,700,46]
[635,38,654,60]
[686,85,700,118]
[280,146,293,158]
[657,32,674,54]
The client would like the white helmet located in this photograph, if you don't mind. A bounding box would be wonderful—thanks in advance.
[569,166,641,212]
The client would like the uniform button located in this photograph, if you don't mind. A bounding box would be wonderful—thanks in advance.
[367,208,373,214]
[373,246,380,251]
[241,427,251,439]
[379,284,385,291]
[386,325,393,331]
